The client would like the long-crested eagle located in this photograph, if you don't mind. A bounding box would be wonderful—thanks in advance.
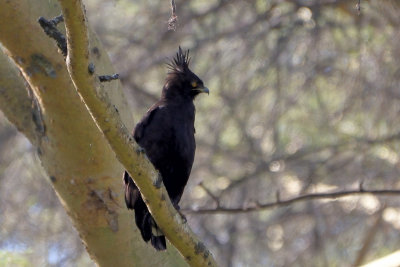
[123,47,209,250]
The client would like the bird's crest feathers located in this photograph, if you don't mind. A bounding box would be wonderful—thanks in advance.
[166,46,191,73]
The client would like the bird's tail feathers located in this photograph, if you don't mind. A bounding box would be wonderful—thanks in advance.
[150,219,167,251]
[123,171,167,250]
[139,207,167,250]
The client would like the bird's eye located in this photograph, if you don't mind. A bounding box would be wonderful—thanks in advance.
[191,81,197,88]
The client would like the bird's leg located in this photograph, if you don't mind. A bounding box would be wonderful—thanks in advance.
[172,200,187,223]
[136,146,145,154]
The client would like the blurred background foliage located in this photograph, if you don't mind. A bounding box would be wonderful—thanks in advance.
[1,0,400,266]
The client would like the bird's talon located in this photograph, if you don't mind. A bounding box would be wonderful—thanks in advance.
[173,202,180,210]
[136,146,145,154]
[172,202,186,222]
[178,210,187,223]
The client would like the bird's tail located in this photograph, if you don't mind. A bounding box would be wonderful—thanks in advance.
[123,171,167,251]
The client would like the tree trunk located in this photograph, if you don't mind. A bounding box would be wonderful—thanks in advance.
[0,0,187,266]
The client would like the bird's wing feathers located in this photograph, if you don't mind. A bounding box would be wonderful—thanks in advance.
[123,171,139,209]
[133,104,162,142]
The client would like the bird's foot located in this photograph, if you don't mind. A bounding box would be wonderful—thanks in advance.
[177,209,187,223]
[136,146,145,154]
[173,203,187,223]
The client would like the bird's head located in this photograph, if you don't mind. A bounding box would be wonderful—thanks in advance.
[163,47,209,101]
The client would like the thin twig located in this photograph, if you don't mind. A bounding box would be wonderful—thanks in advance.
[184,188,400,214]
[168,0,178,31]
[356,0,361,15]
[50,14,64,25]
[99,74,119,82]
[352,206,385,266]
[38,15,67,57]
[199,182,220,207]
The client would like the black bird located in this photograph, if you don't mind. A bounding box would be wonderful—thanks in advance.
[123,47,209,250]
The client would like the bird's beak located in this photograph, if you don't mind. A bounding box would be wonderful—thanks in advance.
[200,86,210,95]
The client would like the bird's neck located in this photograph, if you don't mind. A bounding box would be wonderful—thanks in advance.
[164,97,195,110]
[161,96,195,122]
[162,91,194,103]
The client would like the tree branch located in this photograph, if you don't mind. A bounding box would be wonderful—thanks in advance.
[352,206,385,266]
[199,182,221,208]
[0,50,38,144]
[184,188,400,214]
[356,0,361,15]
[57,0,217,266]
[168,0,178,30]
